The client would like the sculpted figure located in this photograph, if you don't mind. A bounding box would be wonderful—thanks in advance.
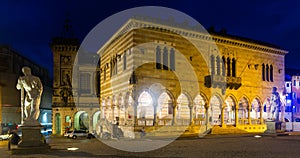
[269,87,281,121]
[16,67,43,121]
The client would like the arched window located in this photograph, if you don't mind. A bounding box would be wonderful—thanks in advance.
[266,64,269,81]
[262,64,265,81]
[170,48,175,71]
[270,65,273,82]
[232,58,236,77]
[216,56,220,75]
[163,47,169,70]
[227,57,231,76]
[222,56,226,76]
[156,46,161,69]
[210,55,215,75]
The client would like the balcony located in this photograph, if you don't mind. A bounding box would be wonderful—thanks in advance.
[205,75,242,90]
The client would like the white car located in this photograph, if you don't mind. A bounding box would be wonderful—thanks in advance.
[68,130,88,139]
[0,134,10,141]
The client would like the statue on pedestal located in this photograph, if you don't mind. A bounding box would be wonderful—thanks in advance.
[269,87,281,122]
[16,67,43,124]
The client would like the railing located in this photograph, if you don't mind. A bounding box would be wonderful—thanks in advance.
[193,118,206,125]
[157,118,173,126]
[175,119,190,126]
[137,118,154,126]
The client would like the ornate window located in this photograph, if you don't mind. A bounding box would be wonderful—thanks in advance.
[163,47,169,70]
[170,48,175,71]
[270,65,273,82]
[216,56,220,75]
[222,56,226,76]
[210,55,215,75]
[262,64,265,81]
[156,46,162,69]
[227,57,231,76]
[232,58,236,77]
[266,64,269,81]
[80,73,91,94]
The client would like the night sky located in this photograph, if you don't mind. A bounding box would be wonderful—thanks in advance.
[1,1,300,77]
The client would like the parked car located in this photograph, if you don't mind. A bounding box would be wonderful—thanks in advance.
[68,130,88,139]
[64,130,73,138]
[0,134,10,141]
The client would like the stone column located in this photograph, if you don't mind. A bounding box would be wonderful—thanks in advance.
[153,103,158,126]
[189,103,194,125]
[172,103,177,125]
[221,104,225,127]
[124,107,128,125]
[235,105,239,126]
[248,106,251,125]
[111,105,115,123]
[134,101,138,126]
[260,106,263,124]
[205,107,209,130]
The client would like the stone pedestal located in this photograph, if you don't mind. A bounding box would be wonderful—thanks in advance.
[17,119,50,149]
[265,121,276,133]
[265,121,283,133]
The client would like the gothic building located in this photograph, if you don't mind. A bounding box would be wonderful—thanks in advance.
[97,18,287,137]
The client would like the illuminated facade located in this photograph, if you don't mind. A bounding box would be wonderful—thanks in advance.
[98,18,288,136]
[50,37,100,135]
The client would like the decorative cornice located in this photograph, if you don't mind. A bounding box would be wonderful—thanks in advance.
[97,17,288,56]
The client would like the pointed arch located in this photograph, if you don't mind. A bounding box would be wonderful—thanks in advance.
[194,94,207,125]
[177,93,191,125]
[210,94,223,125]
[263,97,271,120]
[137,90,154,119]
[250,97,262,121]
[157,92,173,119]
[224,94,237,125]
[238,96,250,124]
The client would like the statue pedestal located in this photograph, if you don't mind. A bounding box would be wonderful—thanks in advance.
[15,119,50,151]
[265,121,283,134]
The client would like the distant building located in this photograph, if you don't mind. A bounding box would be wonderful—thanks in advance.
[0,45,52,132]
[50,36,100,135]
[284,68,300,122]
[97,18,288,136]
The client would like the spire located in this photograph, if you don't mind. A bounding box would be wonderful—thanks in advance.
[61,13,74,38]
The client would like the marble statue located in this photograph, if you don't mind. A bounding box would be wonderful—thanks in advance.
[16,67,43,122]
[269,87,281,121]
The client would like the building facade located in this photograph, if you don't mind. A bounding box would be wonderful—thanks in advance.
[51,37,100,135]
[97,18,288,136]
[0,45,52,133]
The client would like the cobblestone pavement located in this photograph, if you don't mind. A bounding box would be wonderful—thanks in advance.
[1,133,300,158]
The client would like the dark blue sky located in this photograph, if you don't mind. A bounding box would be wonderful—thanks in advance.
[1,1,300,76]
